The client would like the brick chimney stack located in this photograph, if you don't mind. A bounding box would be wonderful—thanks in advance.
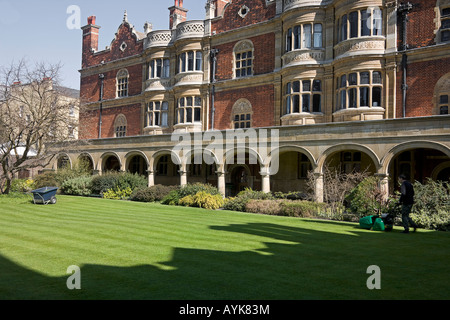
[81,16,101,67]
[169,0,188,29]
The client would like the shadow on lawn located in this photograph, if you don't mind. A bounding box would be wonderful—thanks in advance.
[0,221,445,300]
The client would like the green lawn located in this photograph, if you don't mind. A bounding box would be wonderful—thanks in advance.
[0,194,449,300]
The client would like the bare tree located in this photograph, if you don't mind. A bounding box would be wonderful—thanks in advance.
[0,59,81,194]
[307,164,369,213]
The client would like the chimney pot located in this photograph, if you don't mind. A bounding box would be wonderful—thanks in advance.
[87,16,96,25]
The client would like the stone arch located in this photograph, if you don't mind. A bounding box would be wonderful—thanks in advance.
[381,141,450,175]
[100,152,122,173]
[317,143,381,174]
[55,153,72,170]
[125,150,150,176]
[433,72,450,115]
[150,149,182,172]
[230,98,253,129]
[78,152,95,174]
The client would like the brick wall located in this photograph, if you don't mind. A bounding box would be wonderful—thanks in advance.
[82,22,143,69]
[79,103,142,139]
[211,0,276,34]
[396,57,450,118]
[212,84,275,130]
[398,0,437,49]
[215,33,275,81]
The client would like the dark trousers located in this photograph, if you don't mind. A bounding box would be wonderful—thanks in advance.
[401,204,417,231]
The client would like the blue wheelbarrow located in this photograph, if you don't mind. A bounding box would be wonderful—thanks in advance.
[30,187,58,205]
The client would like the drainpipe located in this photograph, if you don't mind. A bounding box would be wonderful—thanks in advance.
[210,49,219,130]
[98,73,105,139]
[398,2,414,118]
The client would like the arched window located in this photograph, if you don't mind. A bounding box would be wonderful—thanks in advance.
[233,40,254,78]
[231,99,253,129]
[114,114,127,137]
[434,72,450,115]
[116,69,129,98]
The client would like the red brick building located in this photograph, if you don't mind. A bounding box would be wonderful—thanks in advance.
[58,0,450,199]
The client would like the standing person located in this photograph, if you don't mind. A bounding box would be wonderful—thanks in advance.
[398,174,418,233]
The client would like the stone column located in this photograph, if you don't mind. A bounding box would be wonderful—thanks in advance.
[147,170,155,187]
[375,173,390,202]
[260,167,271,193]
[179,170,187,187]
[314,172,324,203]
[217,170,226,197]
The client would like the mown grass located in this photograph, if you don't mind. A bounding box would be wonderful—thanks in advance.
[0,193,449,300]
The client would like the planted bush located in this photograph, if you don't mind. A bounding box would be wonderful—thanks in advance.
[61,176,93,196]
[10,179,35,193]
[245,199,283,215]
[130,185,178,202]
[161,183,221,206]
[280,200,326,218]
[91,172,147,195]
[179,191,224,210]
[223,188,274,212]
[34,172,58,189]
[411,179,450,231]
[103,187,133,200]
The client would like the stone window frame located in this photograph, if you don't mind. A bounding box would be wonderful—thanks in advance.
[114,114,127,138]
[233,40,254,79]
[116,69,129,98]
[335,70,383,111]
[145,101,169,127]
[177,50,203,73]
[284,79,323,115]
[285,23,323,52]
[175,96,202,124]
[439,6,450,42]
[336,7,383,44]
[148,58,170,79]
[433,72,450,115]
[231,98,253,129]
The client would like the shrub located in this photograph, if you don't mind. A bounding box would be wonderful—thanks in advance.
[103,187,133,200]
[161,189,182,206]
[179,191,224,210]
[10,179,35,193]
[33,172,58,189]
[280,200,326,218]
[346,176,386,218]
[177,183,221,198]
[161,183,220,206]
[61,176,93,196]
[91,172,147,195]
[410,179,450,231]
[223,188,274,212]
[245,199,283,215]
[130,185,178,202]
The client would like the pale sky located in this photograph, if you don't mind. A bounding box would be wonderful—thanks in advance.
[0,0,206,90]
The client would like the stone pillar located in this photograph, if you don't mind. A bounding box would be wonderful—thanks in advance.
[314,172,324,203]
[260,167,271,193]
[147,170,155,187]
[375,173,390,202]
[217,170,226,197]
[179,170,187,187]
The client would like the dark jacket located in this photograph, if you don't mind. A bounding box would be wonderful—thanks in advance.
[399,180,414,205]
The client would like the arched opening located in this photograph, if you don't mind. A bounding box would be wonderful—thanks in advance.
[186,151,218,187]
[271,150,314,195]
[78,154,94,175]
[388,147,450,192]
[225,149,262,197]
[324,149,377,175]
[103,155,121,172]
[127,154,148,177]
[57,155,71,170]
[154,153,179,186]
